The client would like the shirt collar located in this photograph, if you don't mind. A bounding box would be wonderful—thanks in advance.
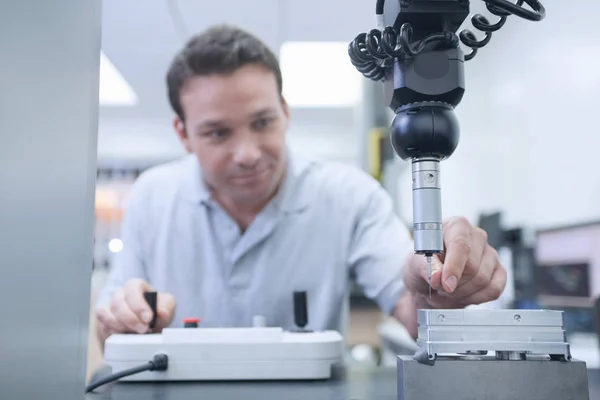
[179,148,313,213]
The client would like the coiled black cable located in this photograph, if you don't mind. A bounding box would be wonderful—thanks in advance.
[348,0,546,81]
[348,24,458,81]
[460,0,545,60]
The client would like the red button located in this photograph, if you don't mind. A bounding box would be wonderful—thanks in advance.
[183,318,201,324]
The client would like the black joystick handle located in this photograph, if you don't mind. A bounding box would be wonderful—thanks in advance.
[293,291,308,330]
[143,291,157,330]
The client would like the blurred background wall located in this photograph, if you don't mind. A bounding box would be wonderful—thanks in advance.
[95,0,600,234]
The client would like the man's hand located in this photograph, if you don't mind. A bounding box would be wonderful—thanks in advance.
[405,216,507,309]
[95,278,176,344]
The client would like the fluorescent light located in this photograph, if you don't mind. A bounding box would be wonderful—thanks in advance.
[279,42,362,107]
[99,52,138,106]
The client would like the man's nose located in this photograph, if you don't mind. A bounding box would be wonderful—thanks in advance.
[232,136,261,167]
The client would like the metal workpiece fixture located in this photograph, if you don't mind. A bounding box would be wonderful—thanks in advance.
[413,308,572,365]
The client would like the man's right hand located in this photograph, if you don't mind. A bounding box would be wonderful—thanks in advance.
[95,278,176,344]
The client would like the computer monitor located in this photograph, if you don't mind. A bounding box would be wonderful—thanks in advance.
[535,221,600,332]
[536,262,590,299]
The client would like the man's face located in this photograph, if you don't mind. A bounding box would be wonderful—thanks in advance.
[174,64,289,208]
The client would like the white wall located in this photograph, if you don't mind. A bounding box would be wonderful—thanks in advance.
[286,114,358,164]
[396,1,600,230]
[97,109,358,167]
[97,118,183,165]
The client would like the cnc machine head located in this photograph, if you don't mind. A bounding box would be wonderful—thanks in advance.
[349,0,546,163]
[348,0,546,259]
[381,0,470,163]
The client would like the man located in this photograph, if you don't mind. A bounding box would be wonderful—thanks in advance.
[94,24,506,347]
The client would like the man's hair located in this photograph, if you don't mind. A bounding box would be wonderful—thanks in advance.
[166,24,283,122]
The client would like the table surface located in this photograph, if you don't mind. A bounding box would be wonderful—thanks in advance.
[86,365,600,400]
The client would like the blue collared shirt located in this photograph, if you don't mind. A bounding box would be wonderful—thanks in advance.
[96,152,413,335]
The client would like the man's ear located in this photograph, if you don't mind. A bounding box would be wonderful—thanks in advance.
[281,95,290,118]
[173,116,192,153]
[280,95,290,131]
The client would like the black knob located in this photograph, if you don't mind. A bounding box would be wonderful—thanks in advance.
[293,291,308,329]
[143,291,157,329]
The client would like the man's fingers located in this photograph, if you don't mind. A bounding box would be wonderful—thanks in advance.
[429,257,444,291]
[124,279,155,325]
[423,292,462,309]
[458,263,507,306]
[111,288,149,334]
[406,254,443,293]
[456,227,487,288]
[441,217,472,293]
[448,245,497,299]
[156,292,177,329]
[96,306,127,334]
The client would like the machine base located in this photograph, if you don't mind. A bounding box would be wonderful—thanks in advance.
[397,355,590,400]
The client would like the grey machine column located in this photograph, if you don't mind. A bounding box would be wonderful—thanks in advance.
[0,1,101,399]
[355,77,407,216]
[355,77,391,172]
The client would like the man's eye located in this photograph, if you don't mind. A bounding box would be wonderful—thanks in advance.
[205,129,227,138]
[253,118,271,130]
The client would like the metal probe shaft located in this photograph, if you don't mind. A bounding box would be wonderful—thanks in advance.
[411,158,442,299]
[426,255,432,298]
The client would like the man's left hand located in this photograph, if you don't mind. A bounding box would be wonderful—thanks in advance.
[404,216,507,309]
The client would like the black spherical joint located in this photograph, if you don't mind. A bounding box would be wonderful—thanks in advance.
[390,103,460,160]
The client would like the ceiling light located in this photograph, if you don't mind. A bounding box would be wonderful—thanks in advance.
[99,52,138,106]
[108,238,124,253]
[279,42,362,107]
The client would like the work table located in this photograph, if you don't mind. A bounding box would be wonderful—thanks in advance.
[86,365,600,400]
